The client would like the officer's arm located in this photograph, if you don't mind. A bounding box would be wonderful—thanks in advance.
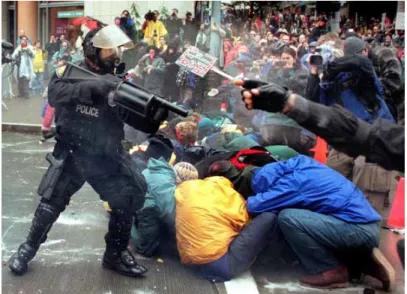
[48,66,92,107]
[287,95,404,172]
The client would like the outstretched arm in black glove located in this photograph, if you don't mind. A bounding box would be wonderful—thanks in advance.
[234,79,294,113]
[234,78,404,172]
[48,71,116,107]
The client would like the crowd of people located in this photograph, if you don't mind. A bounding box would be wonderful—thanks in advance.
[118,6,404,291]
[4,5,405,292]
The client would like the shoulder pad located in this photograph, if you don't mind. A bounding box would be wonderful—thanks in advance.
[56,65,66,78]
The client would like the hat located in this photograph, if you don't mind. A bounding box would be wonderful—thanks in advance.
[198,117,215,131]
[145,135,174,162]
[173,162,199,184]
[236,52,254,64]
[344,36,365,55]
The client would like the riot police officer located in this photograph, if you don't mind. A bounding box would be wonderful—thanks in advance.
[9,25,150,277]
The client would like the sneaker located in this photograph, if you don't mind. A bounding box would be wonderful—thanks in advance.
[300,264,349,289]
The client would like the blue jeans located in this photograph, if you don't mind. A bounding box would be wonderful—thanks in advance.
[278,209,380,274]
[191,212,278,282]
[30,72,45,94]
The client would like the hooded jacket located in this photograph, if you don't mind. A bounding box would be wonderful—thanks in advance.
[175,177,249,265]
[371,45,403,98]
[12,45,35,79]
[131,157,177,256]
[247,155,382,224]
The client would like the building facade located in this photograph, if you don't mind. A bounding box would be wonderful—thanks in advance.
[2,1,197,47]
[3,1,85,46]
[84,1,196,27]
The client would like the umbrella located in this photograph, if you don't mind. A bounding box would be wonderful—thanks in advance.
[72,17,103,30]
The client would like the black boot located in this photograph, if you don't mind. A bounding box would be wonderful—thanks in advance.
[102,209,148,277]
[9,202,60,275]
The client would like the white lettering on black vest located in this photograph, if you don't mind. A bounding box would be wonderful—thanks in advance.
[75,104,99,118]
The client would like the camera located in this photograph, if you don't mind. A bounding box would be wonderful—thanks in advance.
[2,40,14,65]
[310,54,323,66]
[59,53,72,64]
[145,10,155,21]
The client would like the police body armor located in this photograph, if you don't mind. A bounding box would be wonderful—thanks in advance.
[55,62,125,155]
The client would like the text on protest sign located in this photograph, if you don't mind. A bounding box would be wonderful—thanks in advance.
[175,46,217,78]
[396,12,405,31]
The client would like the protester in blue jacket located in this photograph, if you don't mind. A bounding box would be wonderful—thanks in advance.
[209,155,394,291]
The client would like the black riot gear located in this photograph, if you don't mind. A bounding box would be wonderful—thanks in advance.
[8,22,176,278]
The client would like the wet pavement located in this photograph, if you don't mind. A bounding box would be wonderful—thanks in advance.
[2,132,405,294]
[2,80,49,125]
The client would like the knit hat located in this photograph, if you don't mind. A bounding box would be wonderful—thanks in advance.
[344,36,365,55]
[198,117,215,132]
[173,162,199,184]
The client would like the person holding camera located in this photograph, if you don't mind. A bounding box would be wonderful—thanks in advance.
[119,10,135,41]
[167,8,183,40]
[142,10,168,47]
[11,36,35,99]
[50,40,71,75]
[306,37,397,216]
[257,42,315,156]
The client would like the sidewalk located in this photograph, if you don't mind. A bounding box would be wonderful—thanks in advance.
[2,80,50,133]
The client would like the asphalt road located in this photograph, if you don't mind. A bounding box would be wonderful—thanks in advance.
[1,132,405,294]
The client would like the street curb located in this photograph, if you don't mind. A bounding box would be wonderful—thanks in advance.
[2,123,54,134]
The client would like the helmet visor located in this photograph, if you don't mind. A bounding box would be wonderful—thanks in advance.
[91,25,133,49]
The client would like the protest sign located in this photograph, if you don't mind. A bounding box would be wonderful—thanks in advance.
[175,46,217,78]
[396,12,405,30]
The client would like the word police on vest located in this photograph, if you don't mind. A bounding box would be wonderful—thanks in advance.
[76,104,99,118]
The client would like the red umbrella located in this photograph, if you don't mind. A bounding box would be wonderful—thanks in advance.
[72,17,99,30]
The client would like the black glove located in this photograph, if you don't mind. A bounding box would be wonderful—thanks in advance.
[241,79,292,112]
[78,79,116,105]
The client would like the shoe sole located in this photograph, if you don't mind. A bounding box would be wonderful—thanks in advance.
[300,281,349,289]
[372,247,395,292]
[102,261,147,278]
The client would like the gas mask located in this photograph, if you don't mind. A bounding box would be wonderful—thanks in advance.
[88,25,133,75]
[99,47,125,74]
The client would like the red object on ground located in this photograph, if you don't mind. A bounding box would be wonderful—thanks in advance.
[229,149,269,170]
[387,178,405,229]
[220,102,227,112]
[310,137,328,165]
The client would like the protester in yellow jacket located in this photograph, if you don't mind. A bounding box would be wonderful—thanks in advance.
[30,41,47,94]
[175,176,278,282]
[142,10,168,47]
